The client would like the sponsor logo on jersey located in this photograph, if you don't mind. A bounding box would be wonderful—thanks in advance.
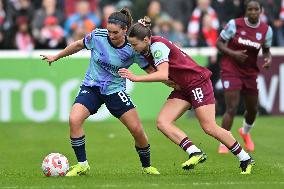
[154,50,162,59]
[238,37,261,49]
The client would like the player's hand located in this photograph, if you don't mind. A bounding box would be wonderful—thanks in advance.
[40,55,58,66]
[118,68,138,81]
[163,80,181,90]
[262,56,272,69]
[232,50,248,63]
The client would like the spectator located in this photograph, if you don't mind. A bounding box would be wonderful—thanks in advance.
[64,0,99,17]
[212,0,244,28]
[0,0,5,48]
[262,0,284,46]
[32,0,64,49]
[100,4,116,28]
[146,0,169,34]
[64,0,101,44]
[155,16,188,47]
[15,16,34,51]
[39,16,65,49]
[160,0,195,31]
[187,0,219,47]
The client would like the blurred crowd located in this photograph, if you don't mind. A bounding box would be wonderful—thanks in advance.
[0,0,284,51]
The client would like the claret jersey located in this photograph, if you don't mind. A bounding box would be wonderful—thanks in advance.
[142,36,212,89]
[220,17,273,77]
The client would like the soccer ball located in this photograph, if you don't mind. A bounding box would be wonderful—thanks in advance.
[42,153,69,177]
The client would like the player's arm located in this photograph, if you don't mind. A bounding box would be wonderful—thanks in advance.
[41,39,84,66]
[142,64,180,89]
[216,19,248,63]
[262,47,272,69]
[262,26,273,69]
[143,64,157,74]
[216,37,248,63]
[118,62,169,82]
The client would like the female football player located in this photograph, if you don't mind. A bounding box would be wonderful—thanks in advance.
[41,8,160,176]
[216,0,272,154]
[118,16,254,174]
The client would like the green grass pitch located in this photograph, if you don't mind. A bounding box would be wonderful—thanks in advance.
[0,116,283,189]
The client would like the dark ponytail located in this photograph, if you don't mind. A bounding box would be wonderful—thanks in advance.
[108,8,133,30]
[128,16,152,40]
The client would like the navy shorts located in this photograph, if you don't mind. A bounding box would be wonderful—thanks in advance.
[74,85,135,118]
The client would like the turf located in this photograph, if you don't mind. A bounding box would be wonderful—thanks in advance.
[0,116,283,189]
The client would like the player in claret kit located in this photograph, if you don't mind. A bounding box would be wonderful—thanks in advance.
[216,0,272,154]
[118,16,255,174]
[41,8,160,176]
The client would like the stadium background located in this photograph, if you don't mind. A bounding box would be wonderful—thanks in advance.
[0,0,284,189]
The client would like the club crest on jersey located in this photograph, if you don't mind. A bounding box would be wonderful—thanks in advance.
[154,50,162,59]
[223,81,230,89]
[256,32,262,40]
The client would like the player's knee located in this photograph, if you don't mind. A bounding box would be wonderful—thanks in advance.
[130,124,143,137]
[69,114,83,129]
[226,106,238,116]
[156,118,169,132]
[247,107,258,116]
[201,124,217,137]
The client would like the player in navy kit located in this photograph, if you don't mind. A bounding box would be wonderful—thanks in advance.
[216,0,272,154]
[41,8,160,176]
[118,17,254,174]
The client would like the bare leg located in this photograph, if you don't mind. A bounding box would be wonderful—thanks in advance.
[196,104,236,146]
[67,103,90,170]
[195,104,250,161]
[156,98,191,144]
[119,108,159,171]
[243,94,258,125]
[221,90,240,131]
[119,108,149,148]
[69,103,90,138]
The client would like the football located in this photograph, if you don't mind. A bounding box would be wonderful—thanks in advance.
[41,153,69,177]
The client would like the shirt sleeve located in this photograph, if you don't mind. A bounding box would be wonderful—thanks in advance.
[263,26,273,48]
[150,42,170,67]
[83,30,96,50]
[220,19,236,41]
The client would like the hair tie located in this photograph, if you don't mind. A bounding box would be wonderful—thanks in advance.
[138,19,146,27]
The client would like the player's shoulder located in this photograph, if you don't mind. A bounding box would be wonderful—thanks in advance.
[151,36,168,43]
[93,28,108,38]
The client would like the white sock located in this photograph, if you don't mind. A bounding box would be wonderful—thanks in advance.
[236,149,250,161]
[186,145,201,155]
[78,160,89,166]
[243,120,254,134]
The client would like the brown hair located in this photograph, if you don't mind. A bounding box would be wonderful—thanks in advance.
[128,16,152,40]
[108,8,133,29]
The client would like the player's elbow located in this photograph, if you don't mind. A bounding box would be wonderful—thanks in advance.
[159,72,168,81]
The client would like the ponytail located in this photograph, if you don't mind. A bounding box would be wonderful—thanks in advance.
[128,16,152,40]
[108,8,133,30]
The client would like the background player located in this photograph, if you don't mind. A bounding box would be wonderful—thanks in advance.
[41,8,160,176]
[118,17,255,174]
[216,0,272,154]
